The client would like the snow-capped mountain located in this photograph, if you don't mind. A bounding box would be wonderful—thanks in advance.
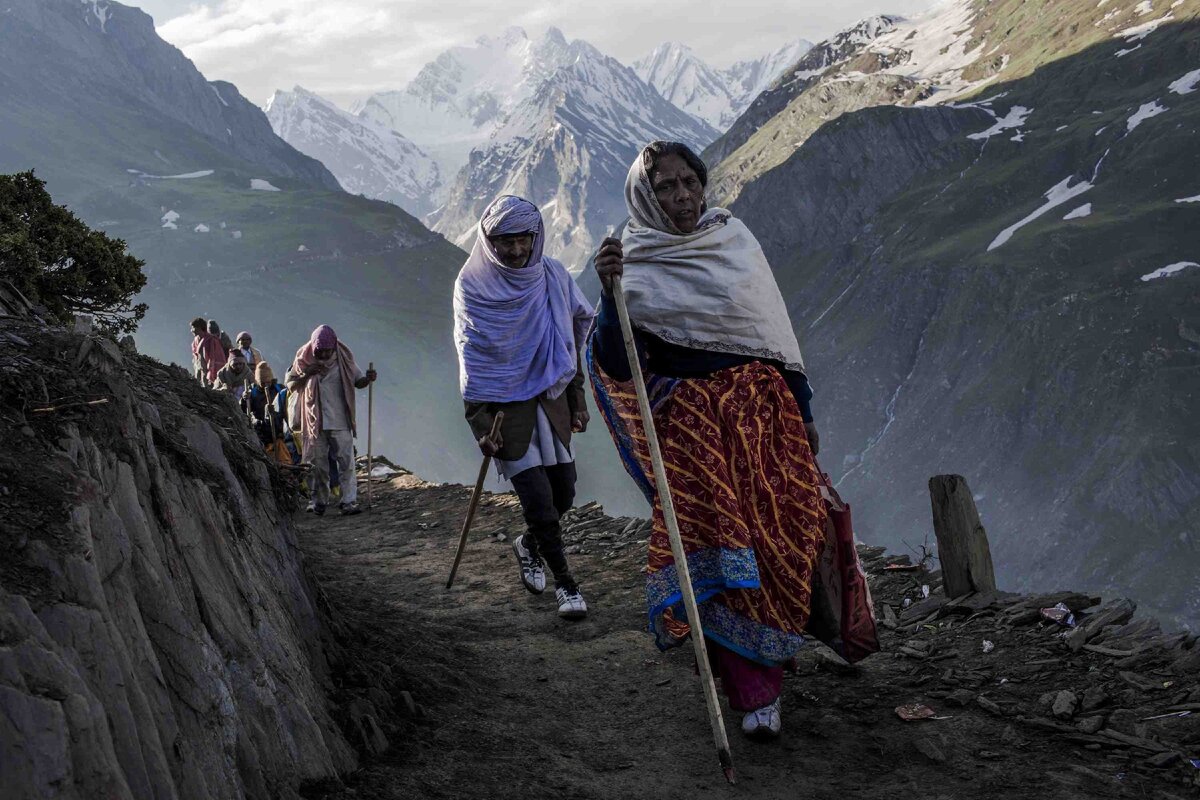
[429,37,719,271]
[634,39,813,130]
[266,86,440,216]
[355,27,573,182]
[724,39,815,119]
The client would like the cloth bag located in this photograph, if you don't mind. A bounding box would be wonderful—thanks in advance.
[808,472,881,663]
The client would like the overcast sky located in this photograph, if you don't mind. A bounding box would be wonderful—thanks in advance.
[140,0,939,108]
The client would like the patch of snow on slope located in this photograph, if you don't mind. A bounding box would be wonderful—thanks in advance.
[250,179,281,192]
[1116,15,1174,42]
[1141,262,1199,281]
[1127,100,1168,131]
[988,177,1094,251]
[967,106,1032,140]
[210,85,229,107]
[129,169,214,180]
[194,224,210,233]
[1175,195,1200,203]
[80,1,110,33]
[161,210,179,224]
[1116,45,1143,57]
[1169,69,1200,95]
[1135,1,1154,14]
[1063,203,1092,220]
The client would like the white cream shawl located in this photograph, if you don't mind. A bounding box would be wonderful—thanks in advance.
[619,152,805,370]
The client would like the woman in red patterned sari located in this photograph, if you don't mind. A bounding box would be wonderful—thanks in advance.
[588,141,876,738]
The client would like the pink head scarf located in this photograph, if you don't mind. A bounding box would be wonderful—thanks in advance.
[311,325,337,351]
[288,325,359,445]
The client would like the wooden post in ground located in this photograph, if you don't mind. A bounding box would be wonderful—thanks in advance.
[928,475,997,598]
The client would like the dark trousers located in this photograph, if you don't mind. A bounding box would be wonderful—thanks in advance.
[509,462,577,590]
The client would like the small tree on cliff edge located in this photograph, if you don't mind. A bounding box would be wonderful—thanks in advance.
[0,170,147,334]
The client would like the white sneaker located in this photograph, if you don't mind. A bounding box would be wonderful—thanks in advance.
[741,697,782,739]
[555,585,588,620]
[511,535,546,594]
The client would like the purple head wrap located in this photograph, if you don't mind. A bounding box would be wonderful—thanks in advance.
[453,196,594,403]
[311,325,338,351]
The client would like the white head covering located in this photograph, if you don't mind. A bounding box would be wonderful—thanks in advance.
[619,147,806,370]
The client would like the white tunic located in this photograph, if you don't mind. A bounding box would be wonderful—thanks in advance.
[317,360,362,431]
[496,404,574,479]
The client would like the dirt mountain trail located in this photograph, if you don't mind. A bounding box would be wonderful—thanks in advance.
[296,472,1199,800]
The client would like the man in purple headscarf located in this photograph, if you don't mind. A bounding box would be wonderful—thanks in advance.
[453,195,595,620]
[286,324,377,516]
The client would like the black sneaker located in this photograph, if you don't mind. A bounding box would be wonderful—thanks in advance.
[511,534,547,594]
[339,501,362,516]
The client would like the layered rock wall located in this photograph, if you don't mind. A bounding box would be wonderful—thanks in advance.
[0,322,355,799]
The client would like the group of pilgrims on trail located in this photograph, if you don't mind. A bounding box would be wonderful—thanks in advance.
[193,139,877,742]
[455,140,878,740]
[189,318,377,516]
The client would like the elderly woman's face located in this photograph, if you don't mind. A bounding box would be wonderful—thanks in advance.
[488,232,535,269]
[651,153,704,233]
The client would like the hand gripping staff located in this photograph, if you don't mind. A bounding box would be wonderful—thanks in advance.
[445,411,505,590]
[366,361,375,509]
[611,275,736,784]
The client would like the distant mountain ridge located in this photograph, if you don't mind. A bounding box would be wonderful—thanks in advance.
[266,86,441,217]
[633,39,813,129]
[426,35,718,270]
[354,27,574,185]
[704,14,902,169]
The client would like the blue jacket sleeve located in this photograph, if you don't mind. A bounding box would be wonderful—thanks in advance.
[781,370,814,423]
[592,292,633,381]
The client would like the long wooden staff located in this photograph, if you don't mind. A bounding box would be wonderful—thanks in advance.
[612,275,736,784]
[366,361,374,510]
[446,411,505,589]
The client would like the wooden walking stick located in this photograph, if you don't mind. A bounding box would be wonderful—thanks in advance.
[446,411,504,590]
[366,361,374,510]
[611,275,736,784]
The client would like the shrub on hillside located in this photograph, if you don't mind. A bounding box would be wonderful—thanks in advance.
[0,170,147,333]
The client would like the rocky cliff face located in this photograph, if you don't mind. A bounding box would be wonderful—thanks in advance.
[0,316,355,799]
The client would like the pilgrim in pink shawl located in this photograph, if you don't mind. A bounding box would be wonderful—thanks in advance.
[286,324,377,516]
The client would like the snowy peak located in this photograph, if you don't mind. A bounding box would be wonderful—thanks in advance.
[634,43,734,129]
[266,87,440,216]
[357,26,575,178]
[725,39,816,107]
[635,38,814,130]
[432,38,718,270]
